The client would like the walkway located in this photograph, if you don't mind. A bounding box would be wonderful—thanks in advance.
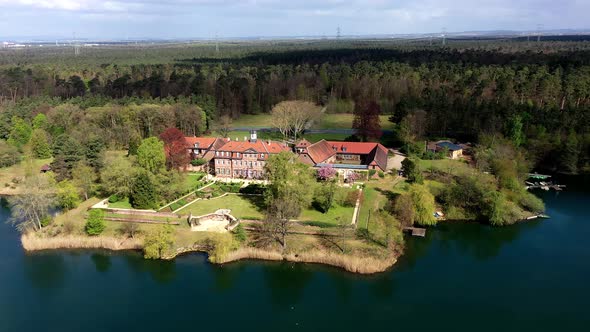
[350,188,363,226]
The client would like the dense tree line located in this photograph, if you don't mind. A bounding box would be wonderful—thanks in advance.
[0,42,588,172]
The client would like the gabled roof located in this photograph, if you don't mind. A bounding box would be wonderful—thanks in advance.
[201,138,230,161]
[306,140,337,164]
[295,139,311,148]
[304,140,388,171]
[366,144,388,171]
[325,141,381,155]
[218,139,290,156]
[185,137,217,149]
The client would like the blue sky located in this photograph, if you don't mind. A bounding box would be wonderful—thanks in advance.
[0,0,587,39]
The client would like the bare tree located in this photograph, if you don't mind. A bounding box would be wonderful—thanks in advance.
[271,100,321,140]
[9,174,56,232]
[216,115,232,138]
[261,198,299,251]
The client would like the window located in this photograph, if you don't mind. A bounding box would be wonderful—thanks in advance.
[237,152,240,158]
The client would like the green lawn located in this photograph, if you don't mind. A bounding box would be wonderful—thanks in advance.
[108,197,133,209]
[178,192,355,225]
[314,114,394,130]
[0,157,53,194]
[418,159,477,178]
[299,204,355,226]
[230,114,274,127]
[178,194,266,219]
[358,175,404,229]
[186,172,206,187]
[302,133,349,142]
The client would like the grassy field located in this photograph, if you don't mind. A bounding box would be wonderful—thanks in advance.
[418,159,476,177]
[299,204,355,226]
[179,192,355,225]
[314,114,394,130]
[219,113,393,131]
[179,194,266,219]
[230,114,274,127]
[358,175,403,229]
[108,197,133,209]
[0,158,53,194]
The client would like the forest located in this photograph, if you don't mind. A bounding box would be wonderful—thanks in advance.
[0,38,589,173]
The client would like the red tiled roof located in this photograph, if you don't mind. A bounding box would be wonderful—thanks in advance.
[306,140,337,164]
[185,137,217,149]
[295,139,311,148]
[218,139,289,158]
[297,153,316,165]
[304,140,388,171]
[325,141,380,154]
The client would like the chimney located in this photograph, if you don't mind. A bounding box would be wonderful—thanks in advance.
[267,139,271,145]
[244,136,247,141]
[235,137,238,141]
[250,130,257,142]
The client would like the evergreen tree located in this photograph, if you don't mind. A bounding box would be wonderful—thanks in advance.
[401,158,423,184]
[85,209,106,236]
[560,130,580,174]
[130,171,158,209]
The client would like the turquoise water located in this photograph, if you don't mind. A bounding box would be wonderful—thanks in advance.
[0,176,589,332]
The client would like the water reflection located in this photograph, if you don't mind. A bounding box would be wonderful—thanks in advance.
[91,253,112,273]
[123,253,177,283]
[23,253,67,291]
[397,220,542,270]
[210,264,247,292]
[263,262,314,307]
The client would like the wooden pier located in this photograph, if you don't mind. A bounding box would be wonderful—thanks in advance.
[403,227,426,237]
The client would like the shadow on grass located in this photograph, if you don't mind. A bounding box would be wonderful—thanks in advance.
[241,194,267,214]
[374,188,400,201]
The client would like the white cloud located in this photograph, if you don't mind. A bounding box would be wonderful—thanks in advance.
[0,0,588,38]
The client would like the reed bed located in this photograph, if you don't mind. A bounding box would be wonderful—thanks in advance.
[222,247,396,274]
[21,234,143,251]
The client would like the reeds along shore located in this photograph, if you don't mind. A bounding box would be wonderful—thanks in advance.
[20,234,143,251]
[221,247,397,274]
[21,235,397,275]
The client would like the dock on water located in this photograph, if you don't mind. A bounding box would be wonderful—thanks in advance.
[403,227,426,237]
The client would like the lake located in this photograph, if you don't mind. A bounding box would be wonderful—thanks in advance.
[0,176,589,332]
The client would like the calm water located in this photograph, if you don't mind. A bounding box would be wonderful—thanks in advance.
[1,176,589,332]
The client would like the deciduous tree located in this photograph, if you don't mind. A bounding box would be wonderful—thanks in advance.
[159,127,189,170]
[9,174,56,232]
[353,101,381,141]
[29,129,52,159]
[143,224,174,259]
[136,137,166,175]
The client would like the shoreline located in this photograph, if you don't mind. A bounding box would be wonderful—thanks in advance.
[21,234,398,275]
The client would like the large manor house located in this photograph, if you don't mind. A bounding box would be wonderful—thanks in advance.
[186,131,388,179]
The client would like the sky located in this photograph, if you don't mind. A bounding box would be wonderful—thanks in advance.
[0,0,588,39]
